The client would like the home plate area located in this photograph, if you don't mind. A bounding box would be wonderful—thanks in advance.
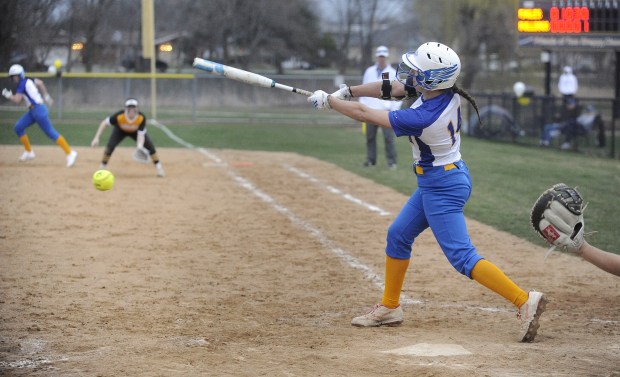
[383,343,472,357]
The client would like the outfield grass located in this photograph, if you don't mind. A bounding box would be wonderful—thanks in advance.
[1,108,618,254]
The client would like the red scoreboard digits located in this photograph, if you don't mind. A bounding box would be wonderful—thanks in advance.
[549,5,589,33]
[518,0,619,34]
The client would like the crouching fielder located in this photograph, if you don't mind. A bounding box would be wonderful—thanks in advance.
[91,98,164,177]
[308,42,547,342]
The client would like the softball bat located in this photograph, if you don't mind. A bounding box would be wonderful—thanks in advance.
[192,58,313,97]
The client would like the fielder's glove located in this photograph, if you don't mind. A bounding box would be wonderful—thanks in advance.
[132,146,150,163]
[531,183,585,257]
[2,88,13,99]
[330,84,353,101]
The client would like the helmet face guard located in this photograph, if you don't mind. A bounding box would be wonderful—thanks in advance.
[396,58,426,89]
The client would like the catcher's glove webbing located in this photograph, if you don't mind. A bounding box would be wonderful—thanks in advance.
[531,183,585,258]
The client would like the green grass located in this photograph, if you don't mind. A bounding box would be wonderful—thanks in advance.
[1,108,618,254]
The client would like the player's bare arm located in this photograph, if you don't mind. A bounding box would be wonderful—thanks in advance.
[348,80,406,99]
[3,90,23,104]
[579,241,620,277]
[91,119,109,147]
[137,130,146,149]
[34,78,53,104]
[328,96,391,129]
[34,79,47,96]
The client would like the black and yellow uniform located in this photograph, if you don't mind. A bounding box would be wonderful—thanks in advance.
[102,110,160,166]
[93,98,164,176]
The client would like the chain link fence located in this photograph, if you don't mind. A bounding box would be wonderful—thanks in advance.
[461,93,618,159]
[4,73,618,158]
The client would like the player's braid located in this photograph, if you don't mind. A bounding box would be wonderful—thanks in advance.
[453,84,482,127]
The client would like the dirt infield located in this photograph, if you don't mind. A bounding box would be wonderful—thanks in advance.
[1,145,618,377]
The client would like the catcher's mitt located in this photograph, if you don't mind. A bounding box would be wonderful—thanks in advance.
[531,183,585,256]
[132,146,150,164]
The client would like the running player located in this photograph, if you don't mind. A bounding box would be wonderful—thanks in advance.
[91,98,164,177]
[308,42,547,342]
[2,64,78,167]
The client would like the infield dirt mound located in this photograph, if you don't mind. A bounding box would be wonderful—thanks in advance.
[0,146,618,376]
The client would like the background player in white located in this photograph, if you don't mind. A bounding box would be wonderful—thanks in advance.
[558,65,578,103]
[2,64,78,167]
[308,42,547,342]
[360,46,401,169]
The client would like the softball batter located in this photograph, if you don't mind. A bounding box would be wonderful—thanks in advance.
[91,98,164,177]
[308,42,547,342]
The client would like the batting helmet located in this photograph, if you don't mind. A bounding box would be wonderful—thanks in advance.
[8,64,25,79]
[397,42,461,91]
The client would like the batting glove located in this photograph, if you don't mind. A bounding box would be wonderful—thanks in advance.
[2,88,13,99]
[308,90,331,110]
[330,84,353,101]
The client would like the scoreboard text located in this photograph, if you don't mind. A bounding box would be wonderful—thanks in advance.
[518,0,619,34]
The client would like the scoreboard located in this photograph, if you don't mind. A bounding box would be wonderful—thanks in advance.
[518,0,620,48]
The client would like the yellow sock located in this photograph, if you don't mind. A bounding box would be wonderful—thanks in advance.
[19,135,32,152]
[55,135,71,154]
[381,256,410,309]
[471,259,529,308]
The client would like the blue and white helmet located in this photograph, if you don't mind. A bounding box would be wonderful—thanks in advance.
[397,42,461,90]
[9,64,25,79]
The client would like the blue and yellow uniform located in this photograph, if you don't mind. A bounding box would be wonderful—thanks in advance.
[3,64,77,167]
[386,90,483,277]
[13,76,60,141]
[308,42,547,342]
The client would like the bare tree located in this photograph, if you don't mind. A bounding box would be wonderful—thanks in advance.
[357,0,378,73]
[411,0,516,90]
[0,0,62,71]
[328,0,359,74]
[356,0,409,72]
[66,0,112,72]
[0,1,20,70]
[317,0,409,74]
[254,0,321,73]
[183,0,320,72]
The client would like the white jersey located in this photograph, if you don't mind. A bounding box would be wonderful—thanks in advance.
[388,90,462,167]
[16,78,44,106]
[558,73,578,95]
[358,63,401,111]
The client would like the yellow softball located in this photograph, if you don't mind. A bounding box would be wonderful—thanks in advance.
[92,170,114,191]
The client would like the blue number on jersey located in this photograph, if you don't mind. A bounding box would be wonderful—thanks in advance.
[447,107,462,145]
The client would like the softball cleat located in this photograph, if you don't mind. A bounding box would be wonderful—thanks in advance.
[517,290,547,342]
[351,304,403,327]
[18,150,36,162]
[66,150,78,168]
[156,163,165,177]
